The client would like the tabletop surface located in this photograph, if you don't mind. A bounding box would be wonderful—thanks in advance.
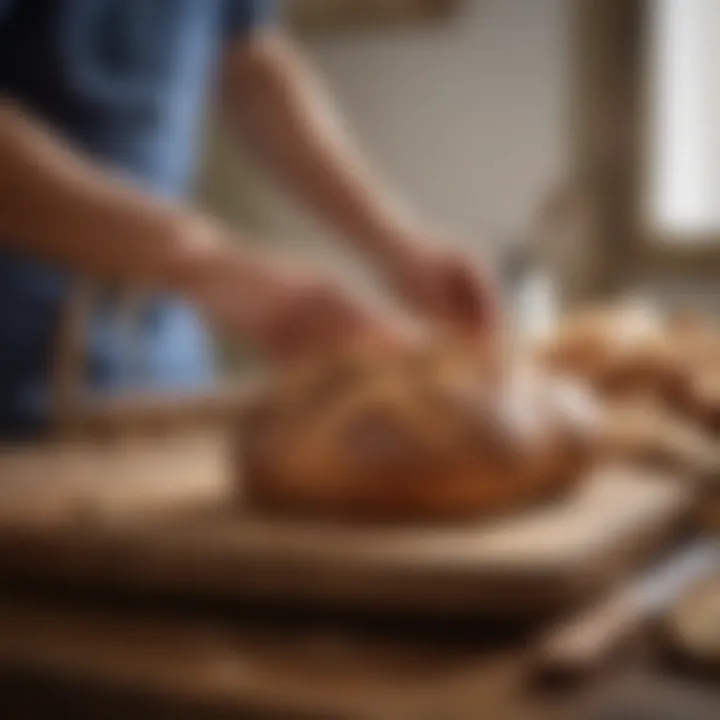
[0,431,694,619]
[0,580,718,720]
[0,426,714,718]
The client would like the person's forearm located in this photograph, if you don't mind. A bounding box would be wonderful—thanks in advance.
[0,99,389,360]
[0,99,228,290]
[220,31,422,260]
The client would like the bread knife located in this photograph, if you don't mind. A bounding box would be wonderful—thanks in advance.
[533,539,720,679]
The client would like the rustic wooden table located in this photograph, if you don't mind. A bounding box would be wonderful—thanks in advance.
[0,580,717,720]
[0,424,714,719]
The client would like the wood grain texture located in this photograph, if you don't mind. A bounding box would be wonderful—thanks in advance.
[0,432,695,619]
[0,592,578,720]
[0,592,716,719]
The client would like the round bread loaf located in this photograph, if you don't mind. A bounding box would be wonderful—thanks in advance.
[236,339,599,522]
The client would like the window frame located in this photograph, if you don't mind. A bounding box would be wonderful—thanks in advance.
[572,0,720,294]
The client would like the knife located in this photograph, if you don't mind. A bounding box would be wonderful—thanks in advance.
[532,539,720,680]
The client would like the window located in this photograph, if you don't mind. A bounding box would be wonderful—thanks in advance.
[647,0,720,237]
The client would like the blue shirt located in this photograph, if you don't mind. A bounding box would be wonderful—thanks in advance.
[0,0,274,437]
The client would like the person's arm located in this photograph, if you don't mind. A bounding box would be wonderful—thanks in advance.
[219,30,499,333]
[219,29,417,262]
[0,99,226,288]
[0,99,385,360]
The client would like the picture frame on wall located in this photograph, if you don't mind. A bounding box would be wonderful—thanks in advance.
[286,0,462,34]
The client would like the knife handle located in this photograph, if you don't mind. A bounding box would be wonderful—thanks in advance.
[532,592,642,680]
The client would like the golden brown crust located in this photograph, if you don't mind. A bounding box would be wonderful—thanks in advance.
[236,339,597,523]
[535,304,720,434]
[667,317,720,432]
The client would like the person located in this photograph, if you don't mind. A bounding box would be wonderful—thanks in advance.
[0,0,498,439]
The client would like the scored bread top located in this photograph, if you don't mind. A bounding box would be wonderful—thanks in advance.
[236,337,599,522]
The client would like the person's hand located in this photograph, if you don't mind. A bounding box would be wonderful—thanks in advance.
[374,231,501,338]
[246,266,396,363]
[188,244,396,364]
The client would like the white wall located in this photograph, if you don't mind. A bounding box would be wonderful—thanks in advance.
[200,0,571,289]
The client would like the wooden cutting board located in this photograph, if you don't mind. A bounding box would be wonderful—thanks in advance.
[0,428,696,618]
[2,593,719,720]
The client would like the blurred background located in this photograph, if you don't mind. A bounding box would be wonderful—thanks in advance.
[1,2,719,718]
[201,0,567,254]
[199,0,569,347]
[199,0,720,337]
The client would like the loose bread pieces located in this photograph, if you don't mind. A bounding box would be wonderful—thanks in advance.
[596,397,719,476]
[534,302,685,405]
[236,339,597,522]
[536,303,720,435]
[666,314,720,433]
[663,575,720,676]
